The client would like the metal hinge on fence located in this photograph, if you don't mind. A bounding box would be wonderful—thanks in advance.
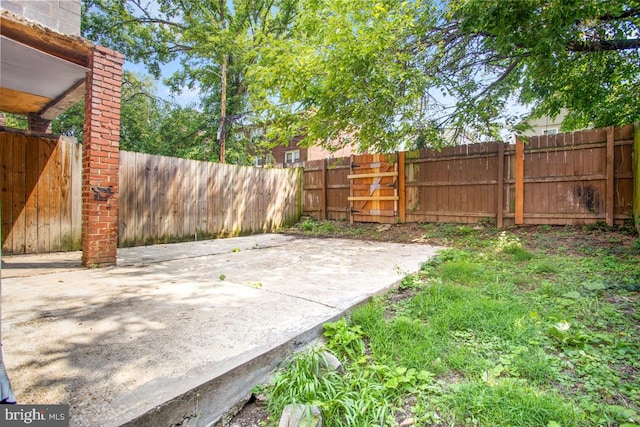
[350,208,361,214]
[350,162,360,170]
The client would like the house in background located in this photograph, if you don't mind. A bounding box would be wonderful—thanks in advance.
[521,109,569,137]
[253,134,361,168]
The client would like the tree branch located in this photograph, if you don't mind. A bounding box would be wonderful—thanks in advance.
[596,7,640,22]
[568,38,640,52]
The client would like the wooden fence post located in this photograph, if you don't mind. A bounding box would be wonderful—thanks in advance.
[349,154,354,225]
[606,126,615,227]
[633,123,640,233]
[321,158,328,220]
[515,138,524,225]
[398,151,406,223]
[497,142,504,228]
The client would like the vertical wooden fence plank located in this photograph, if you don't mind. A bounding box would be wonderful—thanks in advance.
[634,123,640,234]
[155,155,166,241]
[11,134,26,253]
[207,162,217,235]
[497,142,505,228]
[606,126,615,226]
[149,155,159,241]
[349,155,354,224]
[1,132,14,253]
[11,135,29,254]
[118,151,129,246]
[71,141,82,250]
[166,156,176,240]
[59,138,73,251]
[515,139,524,225]
[49,140,62,251]
[321,159,328,220]
[37,139,52,252]
[25,136,40,253]
[398,151,406,223]
[174,158,184,238]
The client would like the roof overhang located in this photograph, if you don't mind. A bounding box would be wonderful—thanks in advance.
[0,11,94,119]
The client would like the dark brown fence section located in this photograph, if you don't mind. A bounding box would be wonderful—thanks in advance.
[303,125,635,226]
[405,142,501,224]
[508,125,634,225]
[1,130,82,255]
[303,157,350,220]
[119,151,302,247]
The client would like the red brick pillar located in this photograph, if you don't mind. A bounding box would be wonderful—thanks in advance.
[28,113,52,133]
[82,45,123,266]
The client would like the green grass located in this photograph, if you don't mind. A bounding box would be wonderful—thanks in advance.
[299,219,338,234]
[263,225,640,426]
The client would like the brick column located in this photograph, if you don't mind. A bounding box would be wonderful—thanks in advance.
[82,45,123,266]
[28,113,52,133]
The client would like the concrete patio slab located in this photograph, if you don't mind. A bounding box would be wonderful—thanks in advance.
[1,234,439,426]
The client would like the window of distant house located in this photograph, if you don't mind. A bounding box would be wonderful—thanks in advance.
[285,150,300,164]
[254,156,263,166]
[543,128,558,135]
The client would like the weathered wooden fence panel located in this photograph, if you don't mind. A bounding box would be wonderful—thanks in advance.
[303,125,635,226]
[118,151,301,246]
[349,153,398,224]
[506,125,634,225]
[1,130,82,255]
[303,156,351,220]
[405,142,501,224]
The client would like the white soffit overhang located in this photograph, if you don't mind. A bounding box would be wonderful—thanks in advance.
[0,34,89,101]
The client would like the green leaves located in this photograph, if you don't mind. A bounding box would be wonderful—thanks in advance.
[248,0,436,152]
[249,0,639,151]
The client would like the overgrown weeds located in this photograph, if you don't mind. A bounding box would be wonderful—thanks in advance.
[263,223,639,426]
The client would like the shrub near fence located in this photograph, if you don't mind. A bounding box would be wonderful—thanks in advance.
[303,125,635,227]
[119,151,302,247]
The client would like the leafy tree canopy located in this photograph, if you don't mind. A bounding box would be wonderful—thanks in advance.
[248,0,640,151]
[14,71,244,163]
[83,0,297,162]
[80,0,639,154]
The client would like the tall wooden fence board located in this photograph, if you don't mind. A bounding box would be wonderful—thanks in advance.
[303,157,351,220]
[117,151,301,247]
[303,125,635,226]
[1,130,82,255]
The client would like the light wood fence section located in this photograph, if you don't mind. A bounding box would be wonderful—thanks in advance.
[118,151,301,247]
[1,130,82,254]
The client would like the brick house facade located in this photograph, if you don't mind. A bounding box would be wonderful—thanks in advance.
[256,135,360,167]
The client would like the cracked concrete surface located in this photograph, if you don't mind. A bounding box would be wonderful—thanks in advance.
[1,234,438,426]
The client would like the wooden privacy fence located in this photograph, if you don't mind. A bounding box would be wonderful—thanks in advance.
[118,151,301,247]
[1,129,301,254]
[1,130,82,255]
[2,125,636,254]
[303,125,636,227]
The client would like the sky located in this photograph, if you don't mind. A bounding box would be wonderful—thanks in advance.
[125,59,202,107]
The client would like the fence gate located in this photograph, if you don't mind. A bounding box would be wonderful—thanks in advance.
[348,153,399,224]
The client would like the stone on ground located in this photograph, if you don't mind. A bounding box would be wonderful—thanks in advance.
[278,404,322,427]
